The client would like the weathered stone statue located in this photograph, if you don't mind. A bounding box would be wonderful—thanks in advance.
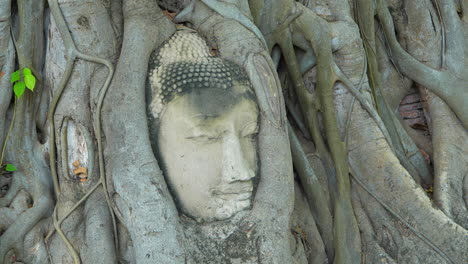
[146,28,266,262]
[147,28,259,223]
[2,1,468,263]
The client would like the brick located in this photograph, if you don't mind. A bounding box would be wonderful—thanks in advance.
[400,93,421,105]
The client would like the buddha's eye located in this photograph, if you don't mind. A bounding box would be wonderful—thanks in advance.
[241,123,258,140]
[242,129,258,142]
[186,134,221,143]
[243,132,258,142]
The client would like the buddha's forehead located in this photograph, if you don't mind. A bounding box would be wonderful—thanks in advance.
[169,87,258,124]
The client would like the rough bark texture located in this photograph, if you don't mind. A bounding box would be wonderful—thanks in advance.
[0,0,467,263]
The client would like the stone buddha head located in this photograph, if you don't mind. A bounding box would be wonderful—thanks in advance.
[148,30,259,222]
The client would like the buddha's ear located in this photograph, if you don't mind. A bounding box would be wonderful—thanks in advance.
[245,52,285,128]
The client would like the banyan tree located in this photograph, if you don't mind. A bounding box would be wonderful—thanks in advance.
[0,0,467,263]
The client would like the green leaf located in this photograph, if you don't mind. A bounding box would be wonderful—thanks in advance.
[5,164,17,172]
[14,81,26,98]
[23,68,32,76]
[24,74,36,91]
[10,70,20,84]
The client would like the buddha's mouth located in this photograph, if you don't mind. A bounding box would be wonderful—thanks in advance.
[215,192,252,201]
[212,183,254,200]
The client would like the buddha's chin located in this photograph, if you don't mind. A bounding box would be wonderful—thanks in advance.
[185,196,253,223]
[214,197,252,220]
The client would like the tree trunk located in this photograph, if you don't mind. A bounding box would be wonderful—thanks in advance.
[0,0,466,263]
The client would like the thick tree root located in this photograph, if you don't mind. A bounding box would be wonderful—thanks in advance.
[0,0,15,151]
[288,123,334,258]
[376,0,468,129]
[354,0,432,185]
[349,168,454,264]
[0,176,20,208]
[102,1,185,262]
[225,0,364,261]
[0,99,17,167]
[0,2,54,263]
[346,104,468,263]
[0,197,53,263]
[198,0,268,48]
[45,0,117,263]
[283,3,363,262]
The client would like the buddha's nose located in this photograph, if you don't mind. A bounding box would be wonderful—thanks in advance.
[222,134,255,183]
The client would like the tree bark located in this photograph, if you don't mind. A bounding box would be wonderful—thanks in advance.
[0,0,466,263]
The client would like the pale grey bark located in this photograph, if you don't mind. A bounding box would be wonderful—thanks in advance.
[0,0,467,263]
[0,0,14,151]
[102,1,184,263]
[384,0,468,229]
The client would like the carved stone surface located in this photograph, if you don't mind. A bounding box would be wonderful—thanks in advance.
[147,29,259,222]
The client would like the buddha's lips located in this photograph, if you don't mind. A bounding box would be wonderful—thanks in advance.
[211,183,254,197]
[214,192,252,201]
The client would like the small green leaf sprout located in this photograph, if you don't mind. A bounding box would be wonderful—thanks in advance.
[10,67,36,99]
[5,164,17,172]
[0,68,36,171]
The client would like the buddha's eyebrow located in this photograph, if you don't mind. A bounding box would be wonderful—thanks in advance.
[184,119,220,139]
[191,113,220,122]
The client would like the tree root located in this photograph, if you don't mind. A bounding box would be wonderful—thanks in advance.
[285,98,310,140]
[333,60,430,186]
[354,0,432,185]
[0,197,53,263]
[44,183,101,260]
[270,3,366,262]
[46,0,117,263]
[246,0,364,261]
[295,9,362,262]
[0,2,55,263]
[0,174,20,208]
[347,108,468,263]
[0,43,16,162]
[0,0,15,152]
[198,0,268,48]
[102,1,185,262]
[288,123,334,260]
[0,98,17,167]
[376,0,468,129]
[349,167,454,264]
[0,189,30,230]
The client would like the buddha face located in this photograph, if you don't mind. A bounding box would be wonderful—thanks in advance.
[157,87,259,222]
